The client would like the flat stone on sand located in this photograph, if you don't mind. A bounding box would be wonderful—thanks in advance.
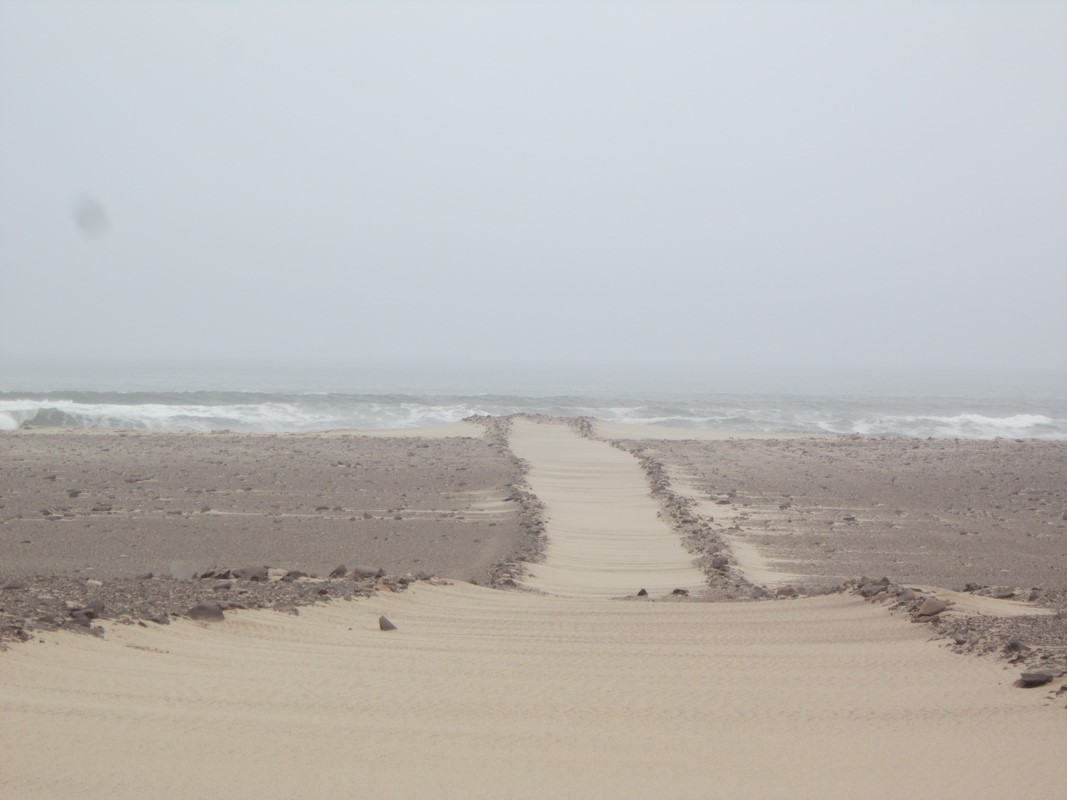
[186,603,225,622]
[1019,672,1054,687]
[916,598,949,617]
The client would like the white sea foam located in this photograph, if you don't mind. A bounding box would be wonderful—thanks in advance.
[2,393,1065,439]
[850,413,1058,439]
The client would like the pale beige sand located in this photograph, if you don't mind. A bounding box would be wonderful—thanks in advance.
[2,582,1063,800]
[509,418,707,597]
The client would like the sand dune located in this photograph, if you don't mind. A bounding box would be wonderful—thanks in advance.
[2,582,1063,799]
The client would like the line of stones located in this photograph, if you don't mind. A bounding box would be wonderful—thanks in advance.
[463,415,547,589]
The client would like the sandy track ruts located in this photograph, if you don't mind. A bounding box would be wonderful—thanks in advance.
[508,418,707,597]
[1,582,1063,799]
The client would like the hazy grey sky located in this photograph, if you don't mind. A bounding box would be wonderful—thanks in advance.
[1,1,1064,371]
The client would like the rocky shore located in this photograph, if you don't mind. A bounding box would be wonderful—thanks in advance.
[0,565,426,645]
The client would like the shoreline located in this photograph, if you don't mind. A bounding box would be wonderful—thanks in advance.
[11,418,1066,442]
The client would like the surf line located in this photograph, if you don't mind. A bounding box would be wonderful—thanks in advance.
[507,418,707,598]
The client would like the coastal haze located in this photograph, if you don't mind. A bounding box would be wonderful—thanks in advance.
[2,3,1067,798]
[1,2,1065,374]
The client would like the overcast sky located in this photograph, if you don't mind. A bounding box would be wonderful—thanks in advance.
[1,1,1064,373]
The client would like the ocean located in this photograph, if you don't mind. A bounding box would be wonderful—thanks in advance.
[1,362,1065,439]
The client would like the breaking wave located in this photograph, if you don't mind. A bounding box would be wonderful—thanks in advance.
[1,391,1065,439]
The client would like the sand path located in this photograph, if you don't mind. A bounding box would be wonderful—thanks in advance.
[1,582,1063,799]
[508,418,707,597]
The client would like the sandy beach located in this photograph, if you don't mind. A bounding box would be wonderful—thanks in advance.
[4,0,1065,793]
[2,418,1065,797]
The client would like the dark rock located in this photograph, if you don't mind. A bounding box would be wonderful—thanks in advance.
[379,616,397,631]
[150,613,170,625]
[213,581,234,591]
[993,590,1016,600]
[235,566,268,582]
[71,599,105,619]
[710,555,729,571]
[1,579,27,591]
[283,570,308,582]
[68,612,92,628]
[776,586,798,598]
[1019,672,1054,687]
[859,583,884,598]
[916,598,948,617]
[136,572,154,580]
[186,603,225,622]
[1004,640,1025,653]
[329,565,348,578]
[351,566,385,579]
[636,588,648,597]
[672,588,689,596]
[751,587,769,599]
